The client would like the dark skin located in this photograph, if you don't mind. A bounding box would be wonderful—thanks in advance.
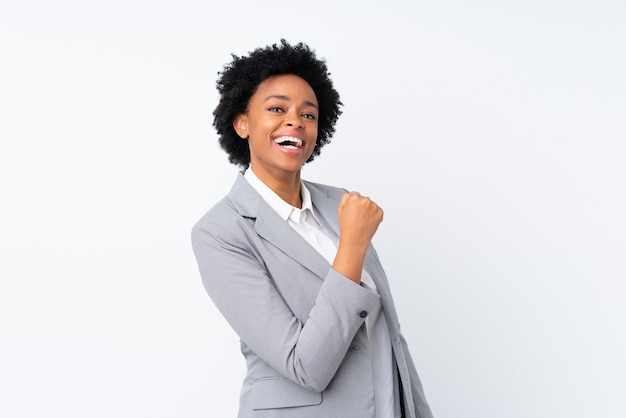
[233,74,383,284]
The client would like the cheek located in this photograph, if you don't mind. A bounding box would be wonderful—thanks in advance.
[306,137,318,157]
[310,128,319,148]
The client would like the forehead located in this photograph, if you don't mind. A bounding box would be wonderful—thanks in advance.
[252,74,318,104]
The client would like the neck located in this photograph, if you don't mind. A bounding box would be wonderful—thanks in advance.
[250,166,302,208]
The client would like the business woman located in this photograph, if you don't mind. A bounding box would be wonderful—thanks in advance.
[192,40,433,418]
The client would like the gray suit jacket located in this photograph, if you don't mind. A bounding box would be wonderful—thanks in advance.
[192,173,433,418]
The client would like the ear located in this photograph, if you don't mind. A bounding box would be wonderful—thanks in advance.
[232,114,249,139]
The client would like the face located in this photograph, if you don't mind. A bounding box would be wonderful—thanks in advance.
[233,74,319,183]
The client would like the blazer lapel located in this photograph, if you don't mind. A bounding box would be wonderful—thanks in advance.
[306,181,342,239]
[227,173,331,280]
[229,173,401,325]
[363,250,400,326]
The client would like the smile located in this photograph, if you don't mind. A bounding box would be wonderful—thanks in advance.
[273,136,303,149]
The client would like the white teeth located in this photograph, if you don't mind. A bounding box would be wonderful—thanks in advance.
[274,136,302,148]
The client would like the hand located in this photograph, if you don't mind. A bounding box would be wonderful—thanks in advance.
[337,192,384,250]
[333,192,383,283]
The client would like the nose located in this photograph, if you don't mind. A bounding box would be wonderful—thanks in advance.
[284,109,304,129]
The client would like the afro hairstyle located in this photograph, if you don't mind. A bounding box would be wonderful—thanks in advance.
[213,39,343,168]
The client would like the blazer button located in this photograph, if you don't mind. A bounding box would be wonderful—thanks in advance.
[359,310,368,318]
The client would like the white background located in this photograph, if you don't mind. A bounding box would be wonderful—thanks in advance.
[1,1,625,417]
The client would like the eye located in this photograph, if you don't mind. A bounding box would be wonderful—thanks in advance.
[302,113,317,120]
[268,106,284,113]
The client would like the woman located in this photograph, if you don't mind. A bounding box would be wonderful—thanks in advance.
[192,40,433,418]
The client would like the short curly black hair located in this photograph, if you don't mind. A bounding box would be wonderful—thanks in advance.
[213,39,343,168]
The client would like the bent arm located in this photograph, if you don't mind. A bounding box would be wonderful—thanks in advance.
[192,221,379,392]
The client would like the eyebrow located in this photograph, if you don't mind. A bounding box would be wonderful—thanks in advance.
[263,95,319,109]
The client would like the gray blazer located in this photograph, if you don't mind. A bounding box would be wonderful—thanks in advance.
[192,173,433,418]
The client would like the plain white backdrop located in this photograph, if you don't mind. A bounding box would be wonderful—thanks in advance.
[1,1,624,417]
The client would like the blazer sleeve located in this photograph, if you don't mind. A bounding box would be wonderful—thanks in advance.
[191,218,380,392]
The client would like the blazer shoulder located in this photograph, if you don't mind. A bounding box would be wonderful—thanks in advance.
[191,195,249,241]
[303,180,348,200]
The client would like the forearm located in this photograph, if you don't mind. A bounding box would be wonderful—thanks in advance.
[284,270,379,390]
[332,241,368,284]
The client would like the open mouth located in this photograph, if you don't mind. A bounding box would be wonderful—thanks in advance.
[273,136,303,149]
